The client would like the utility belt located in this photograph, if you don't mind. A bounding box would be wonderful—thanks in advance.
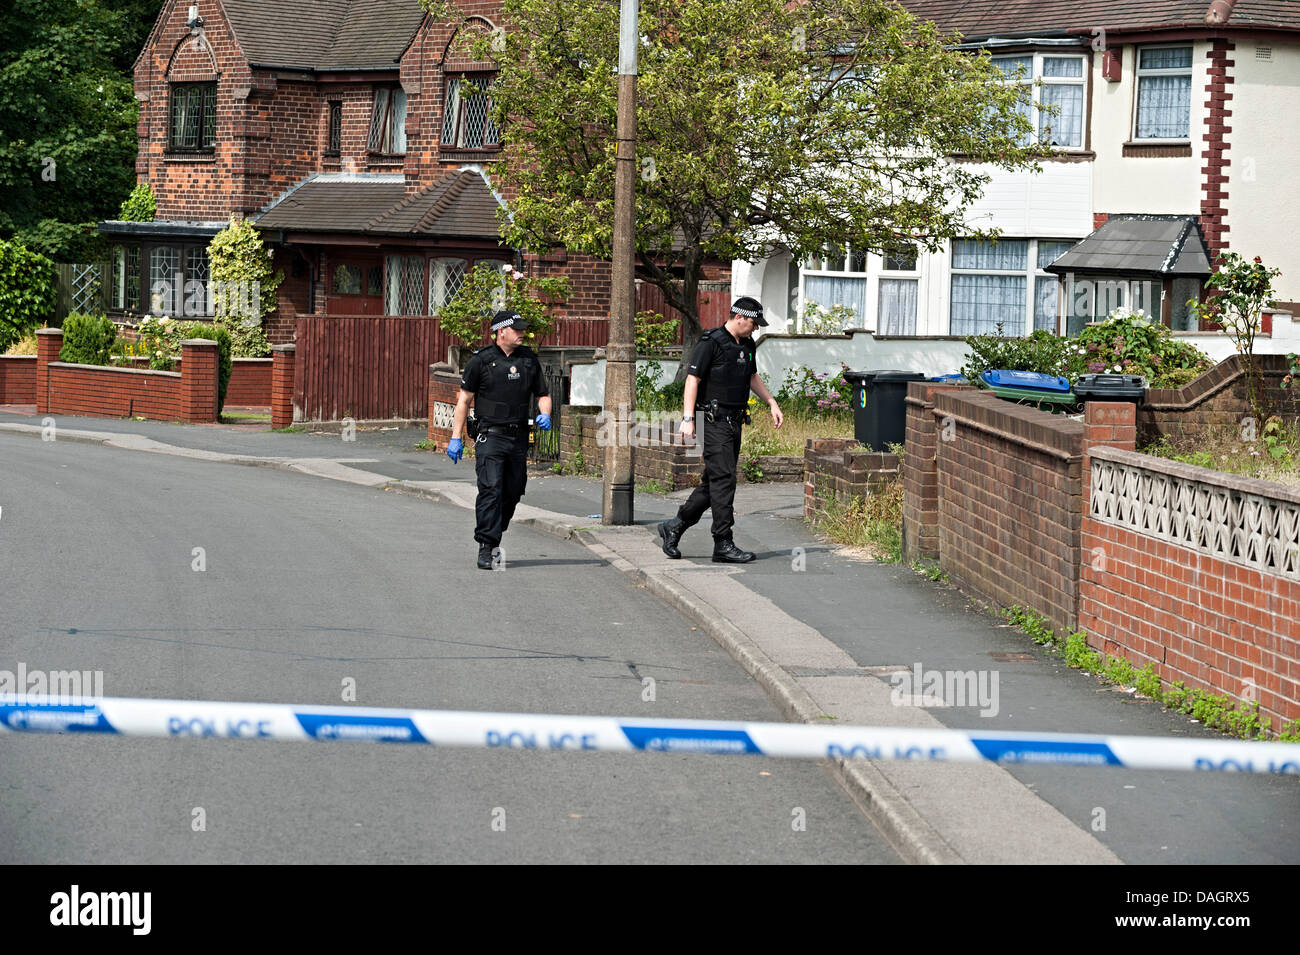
[703,398,749,426]
[473,420,530,442]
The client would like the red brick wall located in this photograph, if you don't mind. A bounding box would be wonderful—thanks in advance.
[0,356,36,404]
[1081,446,1300,728]
[1140,354,1300,445]
[227,358,272,406]
[929,392,1137,635]
[803,438,899,520]
[34,329,218,423]
[902,381,970,561]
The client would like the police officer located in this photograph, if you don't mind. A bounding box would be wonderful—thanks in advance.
[446,310,552,569]
[657,296,783,563]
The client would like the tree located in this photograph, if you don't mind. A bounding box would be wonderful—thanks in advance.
[207,217,283,357]
[1190,253,1282,420]
[424,0,1041,366]
[0,0,153,261]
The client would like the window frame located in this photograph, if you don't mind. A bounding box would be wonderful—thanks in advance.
[990,52,1088,151]
[440,73,502,152]
[368,87,407,157]
[950,238,1078,337]
[799,244,870,331]
[167,82,218,154]
[326,101,343,157]
[1132,44,1194,143]
[876,243,920,336]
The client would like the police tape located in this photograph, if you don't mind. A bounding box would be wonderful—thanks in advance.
[1,696,1298,774]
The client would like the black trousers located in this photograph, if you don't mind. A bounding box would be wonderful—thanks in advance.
[676,413,743,542]
[474,431,529,548]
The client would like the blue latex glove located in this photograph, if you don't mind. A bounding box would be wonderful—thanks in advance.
[446,437,463,463]
[536,413,552,431]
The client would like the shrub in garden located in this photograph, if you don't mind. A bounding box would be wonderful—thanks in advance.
[438,262,569,348]
[58,313,117,365]
[960,310,1212,390]
[1065,308,1212,388]
[207,216,281,357]
[776,365,852,416]
[0,239,58,352]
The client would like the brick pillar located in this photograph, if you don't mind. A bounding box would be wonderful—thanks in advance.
[180,339,219,423]
[35,328,63,414]
[901,381,968,561]
[1082,401,1138,510]
[271,343,296,429]
[427,366,463,447]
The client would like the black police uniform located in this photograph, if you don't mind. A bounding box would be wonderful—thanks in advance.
[460,343,549,549]
[674,325,758,544]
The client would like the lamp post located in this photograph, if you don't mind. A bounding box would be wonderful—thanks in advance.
[602,0,639,525]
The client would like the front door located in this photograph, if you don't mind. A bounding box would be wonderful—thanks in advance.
[328,258,384,314]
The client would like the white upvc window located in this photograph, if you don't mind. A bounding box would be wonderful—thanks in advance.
[801,245,868,330]
[951,238,1078,336]
[877,245,919,335]
[1133,45,1193,141]
[991,53,1087,149]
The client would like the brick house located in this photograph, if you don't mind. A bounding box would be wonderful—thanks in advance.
[97,0,692,351]
[734,0,1300,345]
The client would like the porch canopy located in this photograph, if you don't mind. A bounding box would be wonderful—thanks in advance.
[255,169,504,241]
[1044,214,1212,331]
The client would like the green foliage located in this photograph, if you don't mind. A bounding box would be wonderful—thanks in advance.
[58,312,116,364]
[206,217,282,357]
[799,302,856,335]
[432,0,1042,351]
[1068,310,1213,387]
[960,311,1213,390]
[1004,606,1058,646]
[0,238,57,349]
[414,439,440,451]
[635,359,673,413]
[1262,415,1292,465]
[438,261,569,347]
[1281,719,1300,743]
[961,326,1071,381]
[1135,663,1162,699]
[177,321,233,413]
[0,0,145,261]
[636,478,672,494]
[635,310,679,355]
[1189,253,1281,419]
[910,559,948,583]
[1063,629,1101,668]
[741,456,765,483]
[118,182,156,222]
[808,484,903,562]
[654,379,686,412]
[776,364,853,416]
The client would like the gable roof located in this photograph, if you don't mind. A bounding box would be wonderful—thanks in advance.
[899,1,1300,40]
[255,171,505,240]
[218,0,428,71]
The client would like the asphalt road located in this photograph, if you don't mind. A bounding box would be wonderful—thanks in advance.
[0,434,898,864]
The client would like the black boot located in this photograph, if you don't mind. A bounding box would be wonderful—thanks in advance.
[712,538,755,564]
[657,518,686,559]
[477,543,494,570]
